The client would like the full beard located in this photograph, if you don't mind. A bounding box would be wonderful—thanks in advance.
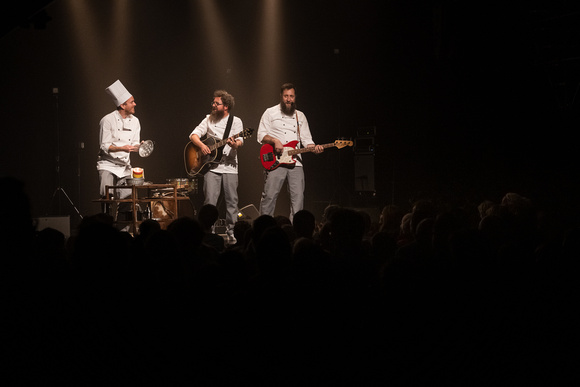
[209,109,225,123]
[280,101,296,116]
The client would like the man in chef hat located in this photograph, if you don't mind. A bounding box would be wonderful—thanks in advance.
[97,80,141,212]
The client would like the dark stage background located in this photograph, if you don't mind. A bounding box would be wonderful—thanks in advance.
[2,0,579,231]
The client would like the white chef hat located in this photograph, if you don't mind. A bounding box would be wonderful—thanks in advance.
[105,79,132,107]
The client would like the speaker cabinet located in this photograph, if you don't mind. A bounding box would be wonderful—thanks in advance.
[354,154,375,192]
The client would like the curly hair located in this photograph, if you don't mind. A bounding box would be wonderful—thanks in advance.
[214,90,235,111]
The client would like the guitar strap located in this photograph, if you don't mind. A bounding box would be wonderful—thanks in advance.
[215,114,234,162]
[223,114,234,140]
[295,112,303,163]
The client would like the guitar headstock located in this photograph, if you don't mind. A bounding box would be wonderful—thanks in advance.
[242,127,255,139]
[334,139,354,149]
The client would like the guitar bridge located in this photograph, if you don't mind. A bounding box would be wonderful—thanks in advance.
[262,153,274,162]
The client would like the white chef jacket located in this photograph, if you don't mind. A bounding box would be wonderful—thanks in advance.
[97,110,141,178]
[189,114,244,174]
[257,105,314,167]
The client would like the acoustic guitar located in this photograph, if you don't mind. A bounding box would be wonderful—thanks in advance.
[260,139,353,171]
[184,127,254,177]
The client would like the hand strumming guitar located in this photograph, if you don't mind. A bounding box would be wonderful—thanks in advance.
[190,134,211,155]
[262,135,284,155]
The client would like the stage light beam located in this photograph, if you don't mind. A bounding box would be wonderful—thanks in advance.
[258,0,283,95]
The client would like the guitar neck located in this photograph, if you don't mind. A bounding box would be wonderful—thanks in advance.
[288,142,337,156]
[209,132,242,151]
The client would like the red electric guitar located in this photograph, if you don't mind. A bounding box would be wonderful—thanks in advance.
[260,139,353,171]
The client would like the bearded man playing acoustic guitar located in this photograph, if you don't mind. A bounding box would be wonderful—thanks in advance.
[257,83,323,222]
[189,90,244,243]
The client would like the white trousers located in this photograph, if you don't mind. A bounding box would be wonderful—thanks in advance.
[98,170,130,198]
[98,170,131,216]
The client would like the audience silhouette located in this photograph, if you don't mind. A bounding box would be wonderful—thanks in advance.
[2,176,578,384]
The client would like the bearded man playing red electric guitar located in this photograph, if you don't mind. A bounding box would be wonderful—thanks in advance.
[257,83,323,221]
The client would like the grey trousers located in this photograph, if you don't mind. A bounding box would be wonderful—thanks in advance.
[203,171,239,235]
[259,166,304,221]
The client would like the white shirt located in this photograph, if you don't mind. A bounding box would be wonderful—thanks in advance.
[190,114,244,174]
[257,105,314,167]
[97,110,141,178]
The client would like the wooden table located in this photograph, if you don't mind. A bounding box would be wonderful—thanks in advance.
[93,183,191,234]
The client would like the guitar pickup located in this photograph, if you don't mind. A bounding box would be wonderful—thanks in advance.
[262,153,274,162]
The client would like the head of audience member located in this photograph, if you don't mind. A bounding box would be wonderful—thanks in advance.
[167,216,204,256]
[327,207,366,257]
[252,215,277,245]
[293,209,316,239]
[379,204,405,236]
[198,204,219,232]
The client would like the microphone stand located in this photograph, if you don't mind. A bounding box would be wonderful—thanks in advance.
[47,87,83,220]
